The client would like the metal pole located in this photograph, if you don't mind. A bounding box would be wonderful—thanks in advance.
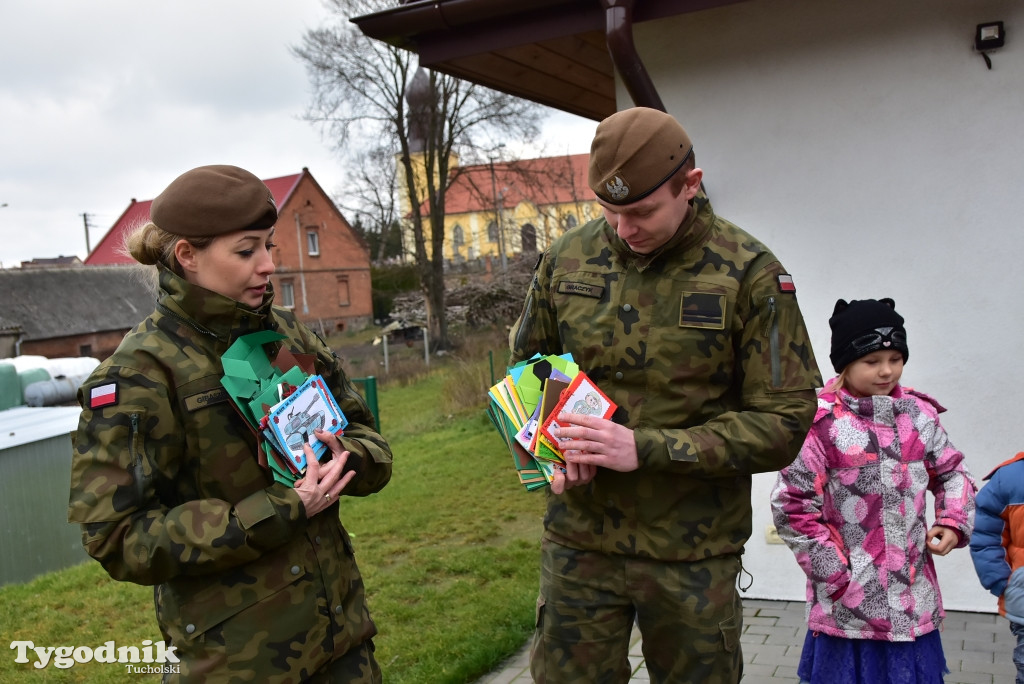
[422,325,430,368]
[352,376,381,431]
[363,376,380,431]
[382,333,389,374]
[294,212,310,315]
[489,150,508,273]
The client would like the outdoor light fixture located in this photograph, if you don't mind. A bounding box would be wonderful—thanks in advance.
[974,21,1005,69]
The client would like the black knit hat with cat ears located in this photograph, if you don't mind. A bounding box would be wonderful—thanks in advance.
[828,298,909,373]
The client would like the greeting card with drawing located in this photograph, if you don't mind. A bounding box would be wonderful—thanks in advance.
[539,371,617,454]
[264,374,348,472]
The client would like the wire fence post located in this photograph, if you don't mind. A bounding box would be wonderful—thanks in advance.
[352,376,380,431]
[422,325,430,367]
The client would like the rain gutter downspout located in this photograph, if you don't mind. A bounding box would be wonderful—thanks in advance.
[601,0,665,112]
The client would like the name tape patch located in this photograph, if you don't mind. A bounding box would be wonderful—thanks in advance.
[557,281,604,299]
[184,387,229,412]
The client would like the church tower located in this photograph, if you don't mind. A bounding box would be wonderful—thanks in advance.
[396,68,458,261]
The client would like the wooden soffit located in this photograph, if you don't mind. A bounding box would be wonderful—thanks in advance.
[353,0,749,121]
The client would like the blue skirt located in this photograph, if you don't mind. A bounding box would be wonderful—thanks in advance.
[797,629,949,684]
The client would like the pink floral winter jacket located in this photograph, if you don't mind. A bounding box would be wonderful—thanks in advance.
[770,383,976,642]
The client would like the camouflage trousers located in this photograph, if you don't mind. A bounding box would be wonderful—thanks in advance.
[530,539,743,684]
[305,639,381,683]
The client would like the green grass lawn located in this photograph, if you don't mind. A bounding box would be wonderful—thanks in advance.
[0,358,547,683]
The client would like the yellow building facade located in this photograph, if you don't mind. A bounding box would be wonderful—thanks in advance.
[398,153,600,266]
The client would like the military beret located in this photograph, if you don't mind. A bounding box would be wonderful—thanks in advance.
[150,165,278,238]
[829,298,909,373]
[588,107,693,205]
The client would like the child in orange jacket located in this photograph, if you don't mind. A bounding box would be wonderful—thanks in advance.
[970,452,1024,684]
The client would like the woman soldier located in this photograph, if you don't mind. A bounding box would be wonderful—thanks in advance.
[68,165,392,682]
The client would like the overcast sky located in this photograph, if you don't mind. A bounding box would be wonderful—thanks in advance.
[0,0,595,268]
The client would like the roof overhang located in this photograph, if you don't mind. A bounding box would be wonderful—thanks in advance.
[353,0,749,121]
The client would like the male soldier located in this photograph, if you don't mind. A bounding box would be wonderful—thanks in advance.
[509,107,821,683]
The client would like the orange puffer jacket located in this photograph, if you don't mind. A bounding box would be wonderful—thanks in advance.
[970,452,1024,624]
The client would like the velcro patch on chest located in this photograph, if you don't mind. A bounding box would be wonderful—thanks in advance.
[557,281,604,299]
[679,292,726,330]
[184,387,229,412]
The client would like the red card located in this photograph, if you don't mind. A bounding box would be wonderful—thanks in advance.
[539,372,616,453]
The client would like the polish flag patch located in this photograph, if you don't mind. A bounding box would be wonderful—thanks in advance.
[777,274,796,293]
[89,383,118,409]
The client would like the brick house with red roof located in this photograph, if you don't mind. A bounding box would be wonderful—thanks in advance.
[403,153,600,268]
[87,168,372,334]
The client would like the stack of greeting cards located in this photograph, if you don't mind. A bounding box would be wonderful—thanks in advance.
[220,331,348,486]
[486,353,617,490]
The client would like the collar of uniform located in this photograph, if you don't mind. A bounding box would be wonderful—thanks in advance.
[609,193,715,271]
[157,264,276,343]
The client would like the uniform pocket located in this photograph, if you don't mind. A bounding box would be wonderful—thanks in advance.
[530,596,547,682]
[160,554,305,646]
[718,609,740,653]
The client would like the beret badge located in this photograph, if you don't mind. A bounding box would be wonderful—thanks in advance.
[606,176,629,201]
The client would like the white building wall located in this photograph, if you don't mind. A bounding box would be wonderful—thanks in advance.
[633,0,1023,612]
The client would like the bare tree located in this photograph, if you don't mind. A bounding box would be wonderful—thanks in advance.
[339,145,402,263]
[292,0,543,350]
[551,153,597,235]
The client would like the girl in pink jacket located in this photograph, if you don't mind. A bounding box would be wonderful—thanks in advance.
[771,298,976,684]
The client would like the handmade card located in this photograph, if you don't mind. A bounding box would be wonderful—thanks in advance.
[517,373,571,454]
[220,333,351,487]
[487,354,618,490]
[511,353,578,419]
[248,366,308,424]
[264,374,348,472]
[539,371,617,454]
[488,384,520,432]
[531,375,571,452]
[220,330,290,425]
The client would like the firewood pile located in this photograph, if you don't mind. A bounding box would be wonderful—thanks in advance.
[387,255,536,329]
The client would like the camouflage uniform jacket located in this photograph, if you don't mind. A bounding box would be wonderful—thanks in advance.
[509,195,821,561]
[68,266,392,682]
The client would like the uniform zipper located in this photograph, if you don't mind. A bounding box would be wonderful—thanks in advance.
[130,413,147,502]
[763,296,781,388]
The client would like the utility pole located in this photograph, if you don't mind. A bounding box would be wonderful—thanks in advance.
[81,213,93,255]
[488,145,508,274]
